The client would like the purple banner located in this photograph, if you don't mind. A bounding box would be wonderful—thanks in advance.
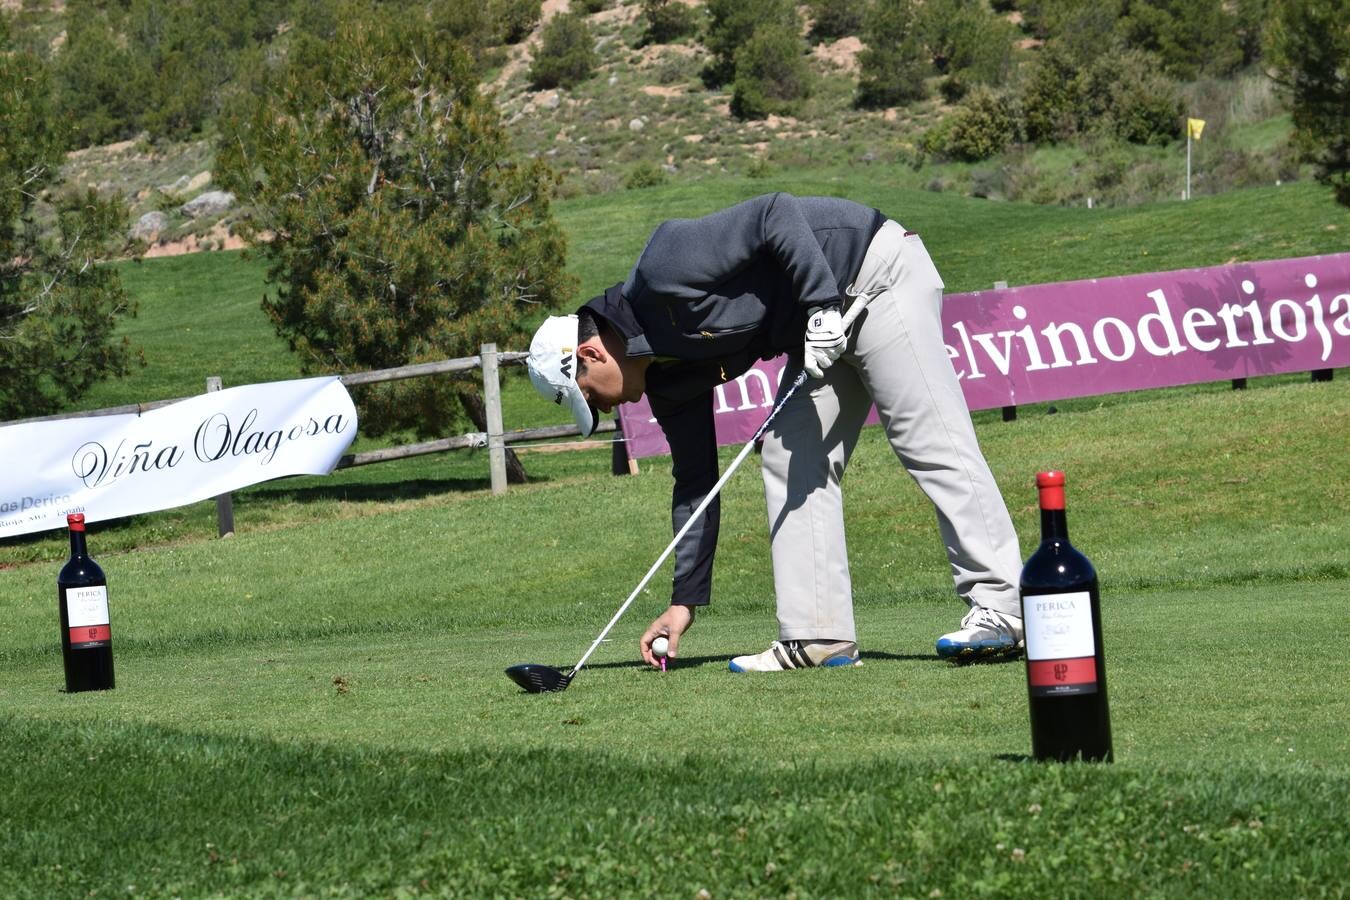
[617,253,1350,459]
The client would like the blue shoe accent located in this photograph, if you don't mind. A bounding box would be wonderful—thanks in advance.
[936,608,1023,661]
[937,636,1014,655]
[728,640,859,671]
[936,635,1018,661]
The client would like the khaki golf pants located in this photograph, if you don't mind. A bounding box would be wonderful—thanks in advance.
[760,220,1023,643]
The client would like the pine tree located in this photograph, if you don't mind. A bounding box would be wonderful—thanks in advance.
[1268,0,1349,206]
[703,0,797,87]
[529,12,599,90]
[855,0,932,109]
[731,24,813,119]
[217,8,576,441]
[0,23,137,420]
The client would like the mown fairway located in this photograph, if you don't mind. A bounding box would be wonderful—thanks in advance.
[2,179,1348,897]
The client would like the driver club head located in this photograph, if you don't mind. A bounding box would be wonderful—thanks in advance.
[505,664,573,694]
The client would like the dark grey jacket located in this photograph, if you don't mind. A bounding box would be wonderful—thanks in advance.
[583,193,887,606]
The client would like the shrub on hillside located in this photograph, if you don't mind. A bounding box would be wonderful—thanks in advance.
[1081,49,1183,146]
[918,0,1015,99]
[1116,0,1243,81]
[1234,0,1271,66]
[51,0,292,147]
[51,13,136,147]
[702,0,797,87]
[1016,42,1182,148]
[855,0,931,109]
[806,0,867,42]
[427,4,509,74]
[931,86,1020,161]
[640,0,701,46]
[1079,139,1176,205]
[529,13,599,89]
[1019,1,1129,77]
[492,0,543,44]
[1017,40,1084,144]
[731,23,813,119]
[625,162,668,189]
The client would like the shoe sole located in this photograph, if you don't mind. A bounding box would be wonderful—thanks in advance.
[936,640,1024,664]
[728,657,861,673]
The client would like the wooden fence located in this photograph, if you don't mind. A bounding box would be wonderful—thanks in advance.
[14,344,621,537]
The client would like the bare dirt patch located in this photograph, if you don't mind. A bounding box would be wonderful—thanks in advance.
[592,2,640,26]
[66,139,139,161]
[813,36,862,74]
[633,42,700,68]
[143,224,248,259]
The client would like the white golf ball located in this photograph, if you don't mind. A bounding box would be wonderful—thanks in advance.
[651,636,670,658]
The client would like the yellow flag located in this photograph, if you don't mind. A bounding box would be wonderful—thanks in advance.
[1188,118,1206,140]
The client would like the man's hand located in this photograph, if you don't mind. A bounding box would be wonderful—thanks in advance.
[640,604,695,668]
[804,304,845,378]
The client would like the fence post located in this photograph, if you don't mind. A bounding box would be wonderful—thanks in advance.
[481,343,507,496]
[611,418,639,476]
[993,281,1018,422]
[206,377,235,537]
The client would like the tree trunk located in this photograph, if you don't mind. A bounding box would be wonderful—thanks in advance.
[460,391,528,484]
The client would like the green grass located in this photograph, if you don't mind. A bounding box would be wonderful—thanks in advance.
[555,176,1350,300]
[1,381,1347,896]
[82,251,300,410]
[2,176,1348,896]
[1226,113,1295,154]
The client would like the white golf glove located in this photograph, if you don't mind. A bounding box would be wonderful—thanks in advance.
[803,304,845,379]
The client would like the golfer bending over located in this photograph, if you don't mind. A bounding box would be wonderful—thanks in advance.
[527,192,1023,671]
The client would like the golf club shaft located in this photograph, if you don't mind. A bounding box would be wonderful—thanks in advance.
[568,419,769,676]
[568,292,876,677]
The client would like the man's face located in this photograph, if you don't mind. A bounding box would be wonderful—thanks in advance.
[577,354,626,413]
[576,340,644,412]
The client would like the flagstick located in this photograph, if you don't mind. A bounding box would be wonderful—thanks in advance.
[1186,130,1192,201]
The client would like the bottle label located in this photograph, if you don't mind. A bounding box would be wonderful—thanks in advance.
[66,585,111,647]
[1024,591,1096,696]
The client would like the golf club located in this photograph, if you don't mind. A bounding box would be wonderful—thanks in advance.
[506,292,877,693]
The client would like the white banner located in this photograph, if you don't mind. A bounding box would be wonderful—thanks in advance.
[0,377,357,538]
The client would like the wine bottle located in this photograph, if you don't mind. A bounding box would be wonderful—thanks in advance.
[1019,471,1111,762]
[57,513,115,692]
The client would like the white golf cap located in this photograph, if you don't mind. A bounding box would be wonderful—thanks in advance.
[528,314,597,437]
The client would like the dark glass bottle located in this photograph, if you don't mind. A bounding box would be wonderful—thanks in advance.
[1019,471,1111,762]
[57,513,115,692]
